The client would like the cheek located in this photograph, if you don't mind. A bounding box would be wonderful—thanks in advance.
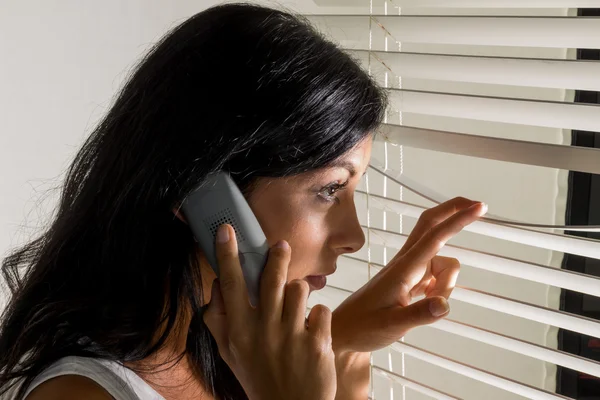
[250,195,328,280]
[285,216,328,281]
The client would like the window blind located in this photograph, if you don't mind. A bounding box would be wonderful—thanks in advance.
[304,1,600,399]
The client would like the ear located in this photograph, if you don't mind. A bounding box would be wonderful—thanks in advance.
[173,207,188,224]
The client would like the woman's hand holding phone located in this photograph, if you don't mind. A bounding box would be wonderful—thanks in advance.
[203,224,336,400]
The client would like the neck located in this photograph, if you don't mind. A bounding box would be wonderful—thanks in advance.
[126,262,217,400]
[128,349,213,400]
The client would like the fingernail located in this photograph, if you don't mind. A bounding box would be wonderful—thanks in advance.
[217,225,229,244]
[470,202,488,216]
[479,202,488,216]
[429,297,450,317]
[274,240,289,250]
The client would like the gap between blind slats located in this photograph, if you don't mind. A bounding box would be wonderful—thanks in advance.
[388,89,600,131]
[377,124,600,175]
[315,0,600,7]
[356,191,600,260]
[354,229,600,298]
[321,283,600,378]
[309,15,600,48]
[348,51,600,91]
[372,366,461,400]
[391,342,572,400]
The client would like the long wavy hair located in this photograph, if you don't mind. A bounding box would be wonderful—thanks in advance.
[0,3,386,399]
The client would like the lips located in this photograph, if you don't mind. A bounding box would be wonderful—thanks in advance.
[305,264,336,291]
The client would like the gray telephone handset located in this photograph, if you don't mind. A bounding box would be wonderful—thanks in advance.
[182,172,268,307]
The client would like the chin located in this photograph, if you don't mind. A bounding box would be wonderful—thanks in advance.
[304,275,327,291]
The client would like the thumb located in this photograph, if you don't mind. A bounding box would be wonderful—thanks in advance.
[203,279,229,351]
[383,296,450,335]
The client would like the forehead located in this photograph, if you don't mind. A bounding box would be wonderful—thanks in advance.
[292,136,373,183]
[328,137,373,173]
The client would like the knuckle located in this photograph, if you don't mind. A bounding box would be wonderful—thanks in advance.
[307,333,333,358]
[448,196,471,209]
[264,273,287,294]
[419,209,441,227]
[419,208,435,222]
[452,196,469,203]
[217,247,238,263]
[263,264,287,287]
[219,275,238,292]
[396,278,412,297]
[449,257,461,269]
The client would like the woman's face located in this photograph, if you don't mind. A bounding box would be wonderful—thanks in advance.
[246,136,372,292]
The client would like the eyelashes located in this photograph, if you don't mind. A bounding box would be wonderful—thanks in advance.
[317,180,349,203]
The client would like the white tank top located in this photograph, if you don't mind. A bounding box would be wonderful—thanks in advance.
[2,356,165,400]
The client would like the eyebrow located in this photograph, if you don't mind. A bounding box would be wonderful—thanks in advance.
[328,160,364,177]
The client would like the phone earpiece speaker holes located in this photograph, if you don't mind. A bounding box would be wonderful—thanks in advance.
[205,208,245,243]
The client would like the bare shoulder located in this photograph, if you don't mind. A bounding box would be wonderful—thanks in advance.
[25,375,114,400]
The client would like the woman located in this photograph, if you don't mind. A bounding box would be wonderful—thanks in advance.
[0,3,486,400]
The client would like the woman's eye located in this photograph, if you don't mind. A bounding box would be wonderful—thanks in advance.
[317,181,349,203]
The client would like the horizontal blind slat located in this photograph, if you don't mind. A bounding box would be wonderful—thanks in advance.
[377,124,600,175]
[452,287,600,338]
[314,0,600,7]
[350,51,600,91]
[391,342,572,400]
[310,16,600,48]
[389,89,600,131]
[433,319,600,378]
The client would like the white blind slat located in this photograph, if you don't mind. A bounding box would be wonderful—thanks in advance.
[357,230,600,298]
[391,342,571,400]
[376,16,600,48]
[378,124,600,175]
[351,51,600,91]
[315,0,600,7]
[312,16,600,48]
[358,191,600,259]
[433,319,600,378]
[389,89,600,131]
[452,287,600,338]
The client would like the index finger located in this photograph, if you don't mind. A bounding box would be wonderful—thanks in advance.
[215,224,252,327]
[401,202,487,277]
[397,197,479,259]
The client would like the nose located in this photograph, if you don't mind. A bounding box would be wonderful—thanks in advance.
[330,200,366,255]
